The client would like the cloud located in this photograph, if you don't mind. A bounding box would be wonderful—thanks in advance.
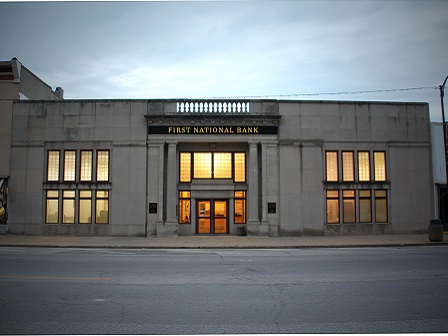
[0,1,446,120]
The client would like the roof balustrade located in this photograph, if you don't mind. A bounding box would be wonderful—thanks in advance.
[177,100,250,114]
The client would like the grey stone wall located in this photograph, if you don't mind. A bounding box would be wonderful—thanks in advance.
[9,100,148,236]
[7,98,432,236]
[277,101,432,235]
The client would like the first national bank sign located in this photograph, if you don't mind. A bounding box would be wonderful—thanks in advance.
[148,125,278,135]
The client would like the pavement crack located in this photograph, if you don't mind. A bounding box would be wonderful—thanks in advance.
[108,300,126,323]
[273,284,286,332]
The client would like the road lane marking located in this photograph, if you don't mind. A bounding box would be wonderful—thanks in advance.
[0,275,111,281]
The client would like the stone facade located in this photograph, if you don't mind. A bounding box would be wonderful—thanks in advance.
[5,97,433,237]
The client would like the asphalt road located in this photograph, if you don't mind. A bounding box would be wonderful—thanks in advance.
[0,246,447,334]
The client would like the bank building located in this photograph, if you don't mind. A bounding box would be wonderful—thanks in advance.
[0,58,435,237]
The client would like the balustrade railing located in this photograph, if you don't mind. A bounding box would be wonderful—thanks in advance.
[177,100,250,114]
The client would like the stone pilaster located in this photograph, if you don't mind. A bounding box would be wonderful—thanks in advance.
[156,141,178,237]
[247,141,266,236]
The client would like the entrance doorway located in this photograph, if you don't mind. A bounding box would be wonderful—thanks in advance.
[197,200,228,234]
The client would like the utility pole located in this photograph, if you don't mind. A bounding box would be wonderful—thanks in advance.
[439,75,448,225]
[440,75,448,185]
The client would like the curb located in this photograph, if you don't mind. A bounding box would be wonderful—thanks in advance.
[0,242,447,249]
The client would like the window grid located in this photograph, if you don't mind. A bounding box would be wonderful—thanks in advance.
[64,151,76,182]
[325,150,388,225]
[342,151,354,182]
[79,190,92,224]
[47,151,60,181]
[180,153,192,182]
[374,152,387,181]
[80,151,93,182]
[193,153,212,179]
[213,153,232,179]
[326,190,339,224]
[359,190,372,223]
[358,151,370,182]
[234,191,246,224]
[179,191,191,224]
[62,190,76,224]
[234,153,246,182]
[326,189,388,224]
[45,149,110,225]
[181,152,246,182]
[342,190,356,223]
[96,190,109,224]
[97,151,109,182]
[46,190,59,224]
[375,190,388,223]
[326,151,338,182]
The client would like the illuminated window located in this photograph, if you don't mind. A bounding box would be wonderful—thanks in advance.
[374,152,386,182]
[342,190,355,223]
[179,191,191,224]
[96,190,109,224]
[181,151,247,181]
[45,149,110,225]
[214,153,232,179]
[375,190,388,222]
[193,153,212,179]
[46,190,59,224]
[234,153,246,182]
[180,153,191,182]
[326,190,339,223]
[64,151,76,182]
[80,151,93,182]
[79,190,92,224]
[234,191,246,224]
[342,152,354,182]
[97,151,109,181]
[326,151,338,182]
[358,152,370,182]
[62,190,76,224]
[359,190,372,223]
[47,151,60,181]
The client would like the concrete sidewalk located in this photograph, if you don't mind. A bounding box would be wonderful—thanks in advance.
[0,233,447,249]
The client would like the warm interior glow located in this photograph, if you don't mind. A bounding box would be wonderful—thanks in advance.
[47,151,59,181]
[326,152,338,181]
[62,190,75,223]
[359,190,372,223]
[342,152,354,182]
[234,153,245,182]
[194,153,212,178]
[374,152,386,181]
[358,152,370,181]
[46,190,59,223]
[79,190,92,224]
[64,151,76,181]
[180,153,191,182]
[96,190,109,224]
[213,153,232,178]
[97,151,109,181]
[179,191,191,224]
[80,151,93,181]
[326,190,339,223]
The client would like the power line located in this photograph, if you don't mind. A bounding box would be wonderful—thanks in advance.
[207,86,438,100]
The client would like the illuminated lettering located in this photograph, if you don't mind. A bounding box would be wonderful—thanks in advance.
[168,126,191,134]
[149,125,273,135]
[236,127,259,133]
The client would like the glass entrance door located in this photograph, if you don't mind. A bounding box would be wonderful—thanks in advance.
[197,200,228,234]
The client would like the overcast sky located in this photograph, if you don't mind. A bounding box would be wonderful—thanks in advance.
[1,0,447,121]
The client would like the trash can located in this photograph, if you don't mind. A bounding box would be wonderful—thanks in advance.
[428,219,443,242]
